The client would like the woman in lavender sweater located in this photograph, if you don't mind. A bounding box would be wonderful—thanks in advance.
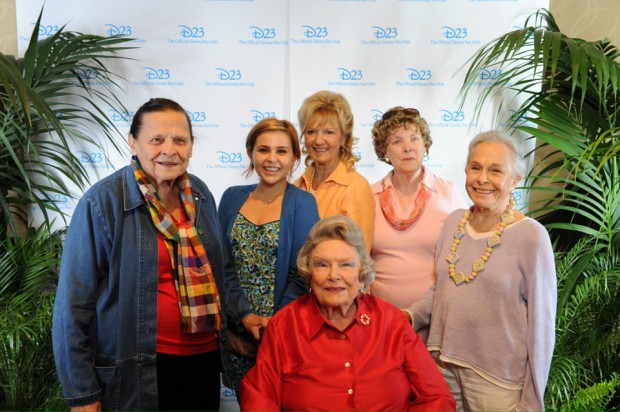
[411,130,556,411]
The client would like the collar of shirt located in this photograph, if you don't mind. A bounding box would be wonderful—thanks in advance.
[303,294,373,341]
[300,160,353,189]
[372,166,436,195]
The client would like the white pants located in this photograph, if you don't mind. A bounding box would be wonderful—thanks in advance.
[433,353,522,411]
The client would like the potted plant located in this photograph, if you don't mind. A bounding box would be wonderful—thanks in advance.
[457,9,620,410]
[0,8,133,409]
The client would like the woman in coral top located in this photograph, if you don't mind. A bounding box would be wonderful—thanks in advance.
[370,107,466,339]
[240,216,455,411]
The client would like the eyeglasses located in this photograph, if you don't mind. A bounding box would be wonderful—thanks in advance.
[381,107,420,123]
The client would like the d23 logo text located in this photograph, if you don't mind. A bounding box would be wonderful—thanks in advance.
[178,25,205,38]
[144,67,171,80]
[104,24,133,37]
[75,68,99,80]
[302,26,328,38]
[217,152,243,163]
[407,68,432,81]
[187,111,207,123]
[216,68,242,81]
[372,26,397,39]
[48,194,69,204]
[251,110,276,122]
[370,109,384,122]
[338,68,363,81]
[109,109,134,123]
[480,68,502,80]
[442,26,468,39]
[77,151,103,163]
[34,23,59,37]
[250,26,276,39]
[439,110,465,122]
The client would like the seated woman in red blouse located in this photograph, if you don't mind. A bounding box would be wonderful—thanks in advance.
[240,215,455,411]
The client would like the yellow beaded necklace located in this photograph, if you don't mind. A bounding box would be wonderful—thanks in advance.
[447,202,516,286]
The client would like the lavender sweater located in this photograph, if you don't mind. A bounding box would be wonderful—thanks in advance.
[411,209,556,411]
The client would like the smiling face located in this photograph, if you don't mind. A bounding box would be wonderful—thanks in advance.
[385,125,426,177]
[129,110,193,190]
[250,131,297,187]
[303,113,343,171]
[465,141,520,214]
[310,239,362,316]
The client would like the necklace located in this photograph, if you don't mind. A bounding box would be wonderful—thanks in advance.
[308,166,316,195]
[250,190,281,208]
[446,204,515,285]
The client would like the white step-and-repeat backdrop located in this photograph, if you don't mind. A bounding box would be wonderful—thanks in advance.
[16,0,546,408]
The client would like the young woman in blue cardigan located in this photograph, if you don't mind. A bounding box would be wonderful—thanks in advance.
[218,117,320,396]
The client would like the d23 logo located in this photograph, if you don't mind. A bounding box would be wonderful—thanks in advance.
[75,68,99,80]
[178,25,205,38]
[480,68,502,80]
[407,68,432,81]
[144,67,171,80]
[34,23,59,37]
[109,109,134,123]
[251,110,276,123]
[104,24,133,37]
[302,26,328,38]
[76,151,103,163]
[372,26,397,39]
[439,110,465,122]
[187,111,207,123]
[49,193,69,204]
[370,109,384,122]
[217,152,243,164]
[338,68,363,81]
[250,26,276,39]
[441,26,468,39]
[216,68,242,81]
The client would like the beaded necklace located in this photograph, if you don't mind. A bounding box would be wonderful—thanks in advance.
[308,166,316,195]
[446,203,515,286]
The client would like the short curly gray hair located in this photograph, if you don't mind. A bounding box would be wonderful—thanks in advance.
[296,215,375,290]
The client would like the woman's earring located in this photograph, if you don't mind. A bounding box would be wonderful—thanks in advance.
[510,191,516,206]
[309,287,313,295]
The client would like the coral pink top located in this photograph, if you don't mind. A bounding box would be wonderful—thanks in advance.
[371,168,467,308]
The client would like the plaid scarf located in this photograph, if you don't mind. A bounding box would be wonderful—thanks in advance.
[131,157,222,333]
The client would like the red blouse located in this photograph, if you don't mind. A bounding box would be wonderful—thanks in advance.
[240,294,455,411]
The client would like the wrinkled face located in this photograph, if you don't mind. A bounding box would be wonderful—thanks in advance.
[385,125,426,175]
[250,131,296,185]
[310,239,362,315]
[303,114,343,170]
[465,141,520,214]
[129,110,193,190]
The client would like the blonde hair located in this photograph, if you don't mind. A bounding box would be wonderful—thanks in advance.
[297,90,359,170]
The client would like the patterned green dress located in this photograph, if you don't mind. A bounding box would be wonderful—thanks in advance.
[226,213,279,394]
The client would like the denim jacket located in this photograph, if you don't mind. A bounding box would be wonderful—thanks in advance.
[52,166,226,410]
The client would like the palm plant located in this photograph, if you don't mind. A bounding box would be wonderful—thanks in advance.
[457,8,620,409]
[0,8,134,409]
[458,8,620,252]
[0,8,133,235]
[0,225,66,410]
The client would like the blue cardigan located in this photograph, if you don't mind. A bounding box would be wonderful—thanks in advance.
[218,183,319,333]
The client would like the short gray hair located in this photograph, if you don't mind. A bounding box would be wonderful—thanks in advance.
[296,215,375,290]
[467,130,526,178]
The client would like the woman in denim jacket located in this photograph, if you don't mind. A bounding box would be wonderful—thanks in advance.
[52,98,226,411]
